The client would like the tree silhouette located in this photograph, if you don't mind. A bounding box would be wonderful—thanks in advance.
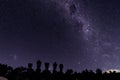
[0,60,118,80]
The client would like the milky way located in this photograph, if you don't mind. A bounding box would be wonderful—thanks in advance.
[0,0,120,71]
[52,0,120,71]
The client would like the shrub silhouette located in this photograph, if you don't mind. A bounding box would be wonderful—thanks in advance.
[0,60,118,80]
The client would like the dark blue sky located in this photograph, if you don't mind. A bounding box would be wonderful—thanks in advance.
[0,0,120,72]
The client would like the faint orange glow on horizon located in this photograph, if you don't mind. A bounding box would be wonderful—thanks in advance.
[105,69,120,73]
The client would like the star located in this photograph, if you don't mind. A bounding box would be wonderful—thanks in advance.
[77,62,81,65]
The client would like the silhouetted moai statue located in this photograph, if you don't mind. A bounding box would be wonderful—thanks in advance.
[58,64,64,80]
[42,62,51,80]
[59,64,63,73]
[52,62,58,80]
[36,60,42,73]
[53,62,57,73]
[35,60,42,80]
[27,63,34,80]
[45,63,49,71]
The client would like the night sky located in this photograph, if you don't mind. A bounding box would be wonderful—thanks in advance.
[0,0,120,72]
